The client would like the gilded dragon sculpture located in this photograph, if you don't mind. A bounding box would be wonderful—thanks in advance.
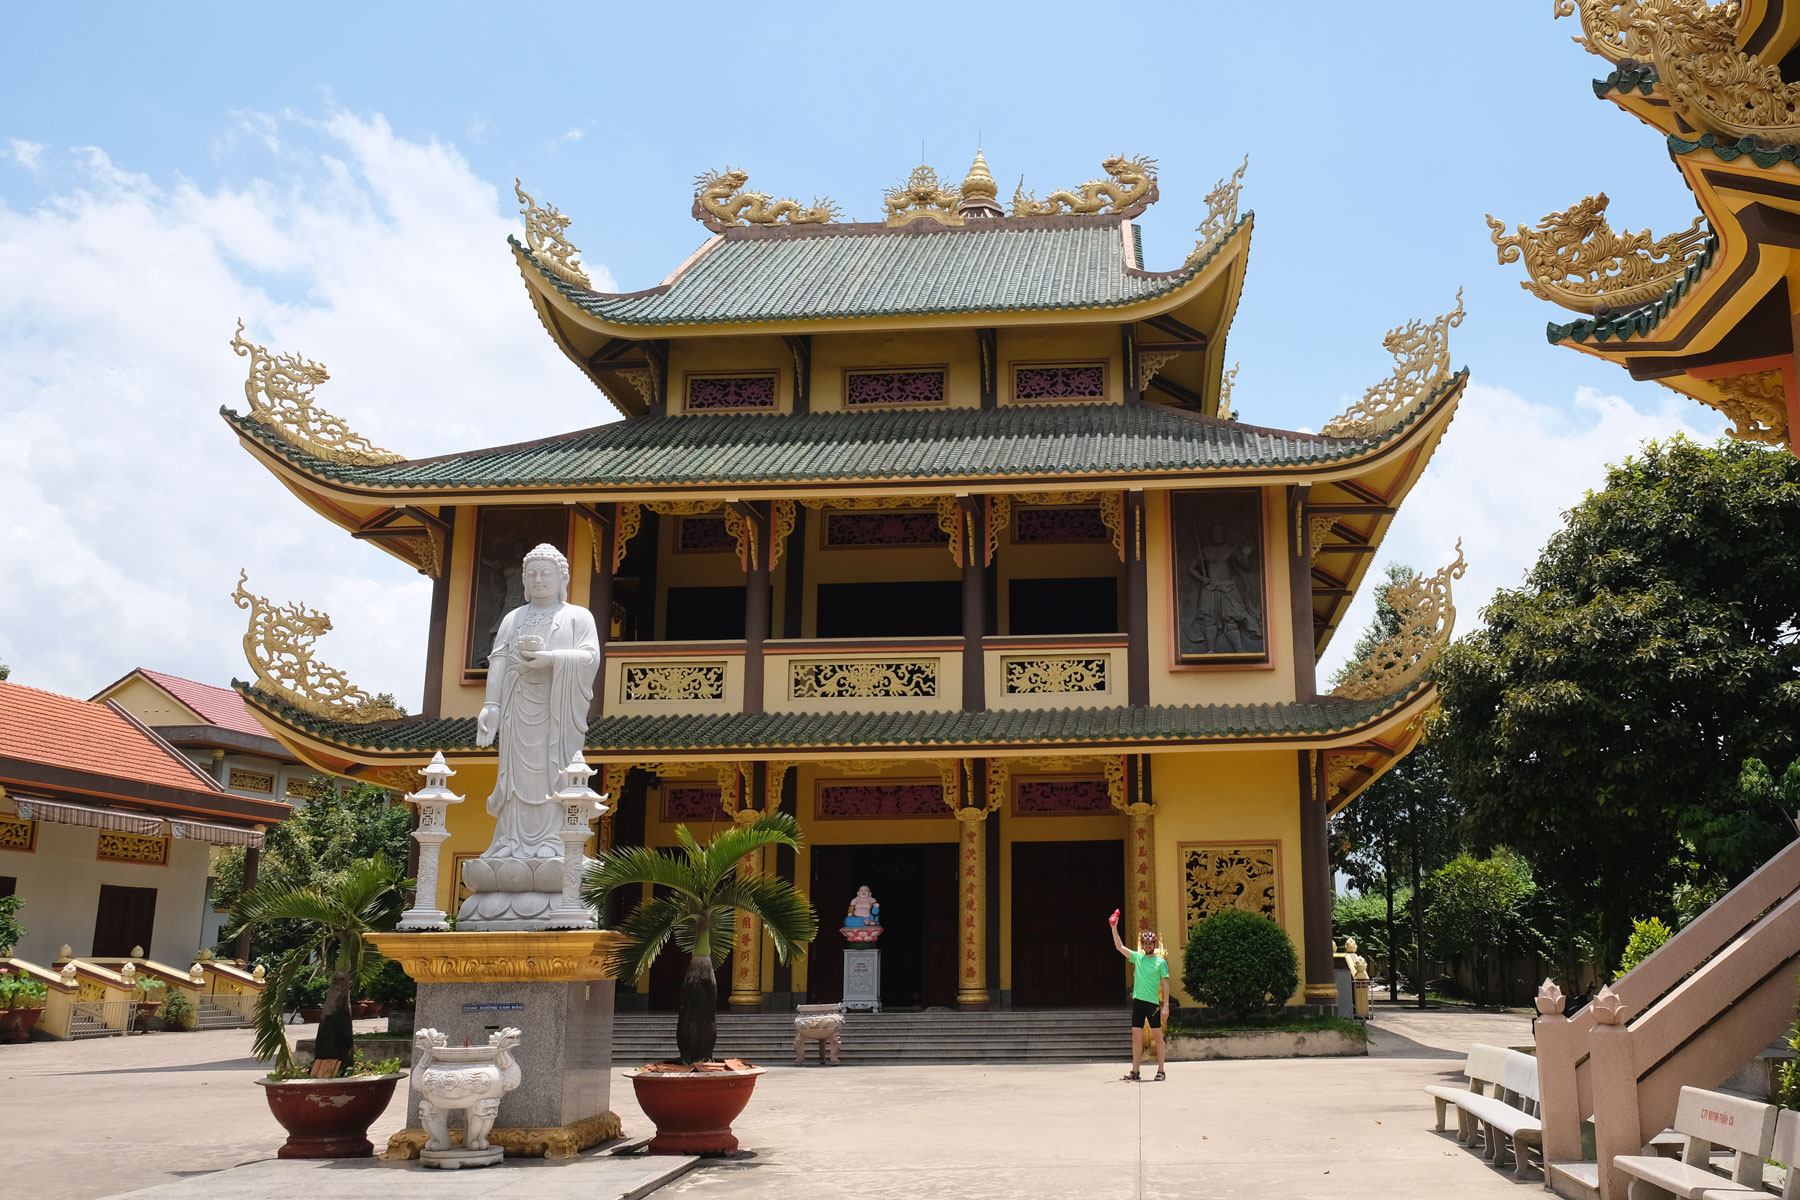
[1186,155,1249,268]
[693,168,840,229]
[1627,0,1800,143]
[1011,154,1159,217]
[1322,292,1465,439]
[1553,0,1642,62]
[229,321,403,467]
[1486,193,1710,313]
[232,570,405,724]
[883,165,962,227]
[515,180,590,288]
[1704,368,1789,446]
[1332,542,1468,702]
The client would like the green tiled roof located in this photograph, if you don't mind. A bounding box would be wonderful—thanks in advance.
[225,374,1464,492]
[1546,229,1718,346]
[1594,63,1657,97]
[515,212,1250,327]
[237,683,1427,755]
[1670,130,1800,168]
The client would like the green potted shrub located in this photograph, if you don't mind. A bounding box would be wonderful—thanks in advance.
[160,985,197,1032]
[582,813,817,1155]
[0,968,49,1043]
[227,853,410,1158]
[130,975,167,1032]
[1182,908,1301,1020]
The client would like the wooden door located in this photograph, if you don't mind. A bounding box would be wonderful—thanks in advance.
[1010,841,1125,1007]
[920,843,958,1008]
[807,846,852,1003]
[92,885,157,957]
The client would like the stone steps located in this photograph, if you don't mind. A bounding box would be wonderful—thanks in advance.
[612,1009,1134,1064]
[196,1002,250,1030]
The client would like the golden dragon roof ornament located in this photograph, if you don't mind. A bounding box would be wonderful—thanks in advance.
[232,571,405,724]
[1486,193,1709,313]
[229,321,403,467]
[693,168,840,230]
[1554,0,1642,62]
[1332,542,1468,701]
[1323,292,1465,439]
[515,179,590,288]
[1624,1,1800,143]
[1011,154,1159,217]
[1187,155,1249,268]
[883,165,962,227]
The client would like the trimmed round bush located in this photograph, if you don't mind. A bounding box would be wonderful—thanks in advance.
[1181,909,1300,1019]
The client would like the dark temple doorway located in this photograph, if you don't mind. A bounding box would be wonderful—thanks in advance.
[1011,840,1126,1007]
[807,844,956,1009]
[92,884,157,958]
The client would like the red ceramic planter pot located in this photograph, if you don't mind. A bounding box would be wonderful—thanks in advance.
[0,1007,43,1043]
[256,1074,402,1158]
[630,1066,765,1155]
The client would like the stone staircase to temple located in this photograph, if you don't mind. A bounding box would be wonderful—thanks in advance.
[196,999,252,1030]
[613,1008,1134,1065]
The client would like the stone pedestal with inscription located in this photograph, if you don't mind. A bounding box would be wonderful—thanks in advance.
[842,948,881,1013]
[367,931,628,1160]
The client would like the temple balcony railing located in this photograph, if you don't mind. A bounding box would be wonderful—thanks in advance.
[763,637,962,714]
[982,634,1128,711]
[601,641,746,716]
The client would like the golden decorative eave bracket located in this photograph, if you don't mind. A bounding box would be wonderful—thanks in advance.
[229,322,402,467]
[1332,541,1467,701]
[231,570,404,724]
[1012,155,1160,217]
[1322,292,1464,438]
[1487,193,1709,313]
[516,180,590,289]
[693,168,840,231]
[1696,366,1790,445]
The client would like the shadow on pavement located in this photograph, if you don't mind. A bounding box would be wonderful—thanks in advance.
[67,1057,263,1075]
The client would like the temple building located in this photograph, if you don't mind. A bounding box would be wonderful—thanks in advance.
[1493,1,1800,454]
[221,151,1467,1012]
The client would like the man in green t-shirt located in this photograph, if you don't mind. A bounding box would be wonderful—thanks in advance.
[1109,912,1169,1081]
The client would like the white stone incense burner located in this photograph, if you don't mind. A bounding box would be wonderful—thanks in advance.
[412,1027,523,1169]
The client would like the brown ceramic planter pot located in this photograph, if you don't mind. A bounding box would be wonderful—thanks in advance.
[299,1007,324,1023]
[352,1000,380,1019]
[256,1073,402,1158]
[0,1006,44,1044]
[629,1066,765,1155]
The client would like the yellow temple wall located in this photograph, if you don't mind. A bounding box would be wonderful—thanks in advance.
[1144,485,1297,707]
[809,331,981,411]
[994,326,1121,405]
[666,336,795,414]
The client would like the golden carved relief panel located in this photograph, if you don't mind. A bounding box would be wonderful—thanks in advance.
[790,659,938,699]
[0,813,35,853]
[98,831,170,866]
[1181,842,1280,928]
[621,663,727,702]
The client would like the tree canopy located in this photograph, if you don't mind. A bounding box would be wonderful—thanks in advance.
[1434,436,1800,955]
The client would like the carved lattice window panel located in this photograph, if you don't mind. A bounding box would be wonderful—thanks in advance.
[685,373,777,412]
[1013,505,1110,544]
[1002,656,1109,694]
[622,663,727,702]
[1180,843,1280,930]
[285,777,316,799]
[815,781,950,819]
[676,517,735,553]
[790,659,938,699]
[821,510,947,548]
[661,787,727,822]
[1012,777,1113,815]
[98,831,170,866]
[228,769,274,794]
[0,814,36,853]
[1012,362,1106,402]
[845,368,945,407]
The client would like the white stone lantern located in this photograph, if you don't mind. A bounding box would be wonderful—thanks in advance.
[397,752,465,932]
[546,754,607,931]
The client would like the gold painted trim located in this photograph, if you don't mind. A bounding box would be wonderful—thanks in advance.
[382,1111,623,1161]
[364,930,629,983]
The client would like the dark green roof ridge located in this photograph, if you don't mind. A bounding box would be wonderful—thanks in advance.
[1669,130,1800,168]
[1593,63,1657,97]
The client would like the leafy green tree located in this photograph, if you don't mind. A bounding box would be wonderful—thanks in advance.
[1435,437,1800,962]
[1424,851,1543,1005]
[0,662,10,681]
[0,895,25,955]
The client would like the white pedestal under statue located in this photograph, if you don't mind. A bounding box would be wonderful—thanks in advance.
[843,949,881,1013]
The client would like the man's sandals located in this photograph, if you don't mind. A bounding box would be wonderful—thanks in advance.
[1121,1070,1168,1082]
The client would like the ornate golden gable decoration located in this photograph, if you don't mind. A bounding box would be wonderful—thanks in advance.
[1323,292,1464,438]
[515,180,591,288]
[1218,362,1241,420]
[693,168,840,229]
[884,165,962,227]
[1486,193,1709,313]
[1704,369,1789,446]
[987,755,1126,813]
[232,571,404,723]
[229,321,403,467]
[1012,154,1159,217]
[1554,0,1642,62]
[1332,542,1467,701]
[1186,155,1249,268]
[1627,1,1800,142]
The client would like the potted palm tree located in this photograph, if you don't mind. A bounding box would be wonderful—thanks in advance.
[227,853,410,1158]
[582,813,817,1155]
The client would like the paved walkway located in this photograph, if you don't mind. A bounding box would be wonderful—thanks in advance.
[1,1006,1537,1200]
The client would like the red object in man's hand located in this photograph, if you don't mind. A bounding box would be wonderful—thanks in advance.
[1109,909,1120,926]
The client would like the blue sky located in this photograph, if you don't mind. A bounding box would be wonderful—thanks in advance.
[0,3,1727,702]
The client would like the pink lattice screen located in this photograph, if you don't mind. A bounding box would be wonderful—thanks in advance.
[822,510,947,548]
[1013,363,1106,402]
[662,786,727,822]
[677,516,734,552]
[1013,505,1109,544]
[1013,778,1113,815]
[816,782,949,818]
[686,374,777,411]
[845,369,945,407]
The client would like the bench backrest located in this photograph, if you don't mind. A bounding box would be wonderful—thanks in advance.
[1673,1085,1777,1172]
[1773,1109,1800,1200]
[1500,1050,1540,1108]
[1463,1043,1510,1092]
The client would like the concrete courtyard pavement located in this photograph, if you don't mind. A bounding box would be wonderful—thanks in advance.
[0,1006,1537,1200]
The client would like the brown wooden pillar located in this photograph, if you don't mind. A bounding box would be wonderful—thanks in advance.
[961,497,986,711]
[729,763,767,1011]
[586,507,615,721]
[1121,324,1140,404]
[420,508,456,720]
[1126,491,1149,705]
[956,759,992,1009]
[739,503,771,715]
[1286,485,1316,702]
[1299,750,1337,1006]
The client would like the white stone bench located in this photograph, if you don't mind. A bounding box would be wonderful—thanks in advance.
[1425,1043,1510,1146]
[1613,1086,1778,1199]
[1695,1107,1800,1200]
[1455,1050,1542,1180]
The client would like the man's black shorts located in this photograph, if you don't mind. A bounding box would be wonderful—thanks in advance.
[1131,998,1162,1029]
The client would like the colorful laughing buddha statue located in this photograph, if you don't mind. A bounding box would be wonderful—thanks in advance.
[844,885,881,928]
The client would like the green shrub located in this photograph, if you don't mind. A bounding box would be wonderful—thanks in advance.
[360,957,416,1011]
[1181,909,1300,1019]
[0,969,47,1009]
[1617,917,1674,978]
[160,987,196,1030]
[0,895,24,956]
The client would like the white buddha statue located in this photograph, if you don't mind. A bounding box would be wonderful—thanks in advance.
[458,543,601,929]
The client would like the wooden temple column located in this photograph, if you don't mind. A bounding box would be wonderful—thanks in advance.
[1124,755,1158,945]
[1126,491,1149,705]
[736,503,771,716]
[583,505,616,720]
[421,507,455,720]
[956,758,992,1010]
[728,763,767,1011]
[1286,485,1315,702]
[960,497,986,711]
[1298,750,1337,1006]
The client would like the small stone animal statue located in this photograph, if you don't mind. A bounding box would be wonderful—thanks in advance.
[412,1027,523,1169]
[793,1003,845,1066]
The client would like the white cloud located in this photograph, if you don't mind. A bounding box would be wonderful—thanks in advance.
[6,139,45,172]
[1317,381,1727,680]
[0,112,615,707]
